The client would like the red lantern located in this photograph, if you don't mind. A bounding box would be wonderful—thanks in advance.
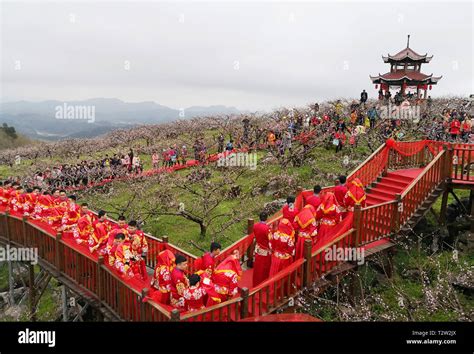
[429,85,432,90]
[386,138,396,148]
[375,84,378,89]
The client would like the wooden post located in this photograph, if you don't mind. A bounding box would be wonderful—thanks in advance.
[29,263,36,321]
[55,232,63,273]
[246,218,255,268]
[170,309,180,322]
[383,150,390,176]
[5,211,10,243]
[439,188,450,226]
[97,256,104,303]
[303,239,312,287]
[353,204,362,247]
[392,194,402,233]
[446,146,453,180]
[240,287,249,319]
[22,216,28,246]
[62,285,68,322]
[140,288,149,321]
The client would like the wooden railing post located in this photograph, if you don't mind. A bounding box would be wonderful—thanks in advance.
[22,216,28,246]
[303,239,312,287]
[392,194,402,233]
[383,150,390,176]
[240,287,249,319]
[5,211,10,243]
[246,218,255,268]
[446,146,453,181]
[170,309,180,322]
[140,288,149,321]
[55,232,63,273]
[353,204,362,247]
[97,256,104,303]
[29,262,36,321]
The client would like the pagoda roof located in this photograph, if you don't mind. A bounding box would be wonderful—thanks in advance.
[370,70,442,83]
[383,47,433,63]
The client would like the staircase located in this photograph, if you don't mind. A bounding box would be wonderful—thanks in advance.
[366,169,421,206]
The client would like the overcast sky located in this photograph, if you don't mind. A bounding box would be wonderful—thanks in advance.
[1,0,472,111]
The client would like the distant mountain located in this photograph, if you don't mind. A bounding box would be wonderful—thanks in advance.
[0,99,244,140]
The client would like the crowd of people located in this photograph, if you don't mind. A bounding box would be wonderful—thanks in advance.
[0,173,367,312]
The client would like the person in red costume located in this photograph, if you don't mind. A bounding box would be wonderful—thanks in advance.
[0,181,14,207]
[32,191,55,221]
[343,178,366,212]
[150,250,175,305]
[21,187,40,216]
[49,190,69,228]
[183,274,207,312]
[106,215,129,253]
[334,175,348,211]
[252,212,272,287]
[127,220,148,281]
[207,250,242,306]
[112,233,134,278]
[9,185,25,214]
[305,185,322,210]
[196,242,221,276]
[294,204,318,259]
[89,210,112,254]
[282,195,299,226]
[73,203,96,245]
[170,254,189,309]
[315,192,342,242]
[268,218,295,277]
[450,118,461,140]
[60,195,81,235]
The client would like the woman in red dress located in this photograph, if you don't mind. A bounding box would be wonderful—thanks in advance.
[268,218,295,277]
[315,192,342,244]
[294,205,317,259]
[343,178,367,211]
[150,250,175,305]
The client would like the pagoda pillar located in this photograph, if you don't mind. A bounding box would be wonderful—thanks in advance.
[424,89,428,99]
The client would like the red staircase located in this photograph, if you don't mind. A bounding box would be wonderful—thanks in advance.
[366,169,421,206]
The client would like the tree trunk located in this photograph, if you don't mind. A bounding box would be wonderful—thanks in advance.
[199,223,207,239]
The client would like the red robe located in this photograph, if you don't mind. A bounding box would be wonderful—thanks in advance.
[114,243,133,278]
[315,193,342,243]
[196,252,216,276]
[32,194,56,221]
[106,227,129,266]
[150,250,175,305]
[305,194,322,210]
[21,192,38,216]
[183,285,207,312]
[208,255,242,305]
[334,184,348,209]
[0,187,9,207]
[73,213,95,245]
[343,178,367,211]
[170,268,189,309]
[9,190,24,213]
[89,218,112,254]
[268,218,295,277]
[128,229,149,280]
[282,204,299,225]
[294,206,318,259]
[61,202,81,234]
[252,221,271,287]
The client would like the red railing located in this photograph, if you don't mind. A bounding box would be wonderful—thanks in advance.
[398,149,447,225]
[357,201,397,246]
[451,146,474,182]
[347,143,389,187]
[309,228,356,281]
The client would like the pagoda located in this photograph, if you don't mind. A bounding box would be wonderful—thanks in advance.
[370,35,442,99]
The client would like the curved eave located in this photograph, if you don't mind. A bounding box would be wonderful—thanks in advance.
[382,54,433,63]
